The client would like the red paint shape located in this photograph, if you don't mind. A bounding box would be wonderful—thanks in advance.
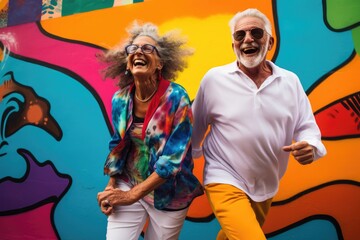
[315,94,360,138]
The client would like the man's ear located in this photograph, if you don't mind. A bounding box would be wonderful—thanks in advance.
[268,36,274,51]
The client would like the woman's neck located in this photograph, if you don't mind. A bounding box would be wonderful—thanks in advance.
[134,76,158,102]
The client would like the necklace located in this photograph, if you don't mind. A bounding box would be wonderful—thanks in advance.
[135,88,157,103]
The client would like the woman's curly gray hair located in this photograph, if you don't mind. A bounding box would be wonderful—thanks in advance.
[98,21,194,88]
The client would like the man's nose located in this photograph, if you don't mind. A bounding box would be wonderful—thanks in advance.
[243,31,254,42]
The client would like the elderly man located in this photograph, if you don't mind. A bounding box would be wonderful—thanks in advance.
[191,8,326,240]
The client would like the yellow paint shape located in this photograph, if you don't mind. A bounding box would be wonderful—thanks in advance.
[158,16,235,99]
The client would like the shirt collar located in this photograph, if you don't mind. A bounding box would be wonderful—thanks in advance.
[228,60,285,79]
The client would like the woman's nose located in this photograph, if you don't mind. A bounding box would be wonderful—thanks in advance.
[135,47,143,54]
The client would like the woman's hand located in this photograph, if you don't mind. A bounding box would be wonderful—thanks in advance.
[97,172,167,216]
[98,197,113,216]
[97,188,136,216]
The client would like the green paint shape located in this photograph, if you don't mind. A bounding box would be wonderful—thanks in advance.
[61,0,114,16]
[326,0,360,29]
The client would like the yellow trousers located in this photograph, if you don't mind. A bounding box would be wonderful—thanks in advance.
[205,183,272,240]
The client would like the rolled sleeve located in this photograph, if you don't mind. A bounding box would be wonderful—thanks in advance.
[155,156,179,179]
[192,147,203,158]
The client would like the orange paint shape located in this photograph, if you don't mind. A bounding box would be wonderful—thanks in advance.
[309,53,360,112]
[263,182,360,240]
[187,155,213,219]
[0,0,8,11]
[276,139,360,200]
[41,0,276,59]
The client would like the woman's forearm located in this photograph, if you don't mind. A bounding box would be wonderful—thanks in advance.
[130,172,167,201]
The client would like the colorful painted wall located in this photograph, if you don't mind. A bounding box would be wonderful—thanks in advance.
[0,0,359,239]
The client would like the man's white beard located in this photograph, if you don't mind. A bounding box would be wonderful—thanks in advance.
[237,38,269,68]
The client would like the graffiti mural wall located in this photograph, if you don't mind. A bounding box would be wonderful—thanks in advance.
[0,0,359,239]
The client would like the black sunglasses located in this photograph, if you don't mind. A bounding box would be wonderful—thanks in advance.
[233,28,265,42]
[125,44,160,56]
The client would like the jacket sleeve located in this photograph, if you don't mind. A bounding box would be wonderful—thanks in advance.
[103,89,131,176]
[154,90,193,179]
[108,94,122,150]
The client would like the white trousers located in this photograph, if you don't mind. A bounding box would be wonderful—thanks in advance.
[106,181,189,240]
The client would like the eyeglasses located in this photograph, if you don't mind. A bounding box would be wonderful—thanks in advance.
[233,28,265,42]
[125,44,159,56]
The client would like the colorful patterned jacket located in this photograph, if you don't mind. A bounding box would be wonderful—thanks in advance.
[104,77,203,210]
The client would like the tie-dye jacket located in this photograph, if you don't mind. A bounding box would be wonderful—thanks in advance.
[104,77,203,210]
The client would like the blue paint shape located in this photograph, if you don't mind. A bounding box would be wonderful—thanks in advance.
[274,0,353,91]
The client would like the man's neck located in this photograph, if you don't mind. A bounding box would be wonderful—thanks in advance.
[238,61,272,88]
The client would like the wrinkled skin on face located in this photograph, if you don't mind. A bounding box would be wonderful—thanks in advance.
[232,16,274,70]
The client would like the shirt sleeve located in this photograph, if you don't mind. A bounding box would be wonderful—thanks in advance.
[293,78,327,160]
[191,77,209,158]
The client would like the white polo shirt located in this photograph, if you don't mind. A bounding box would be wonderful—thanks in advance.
[192,60,326,202]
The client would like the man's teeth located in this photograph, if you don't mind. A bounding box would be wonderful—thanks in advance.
[243,48,257,54]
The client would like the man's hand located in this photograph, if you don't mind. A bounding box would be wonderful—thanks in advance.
[282,141,315,165]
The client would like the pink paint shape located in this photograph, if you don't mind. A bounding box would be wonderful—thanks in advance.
[0,203,57,239]
[0,22,118,124]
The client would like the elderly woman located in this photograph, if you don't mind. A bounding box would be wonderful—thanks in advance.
[96,22,203,240]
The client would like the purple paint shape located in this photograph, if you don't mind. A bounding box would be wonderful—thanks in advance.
[8,0,42,26]
[0,149,70,212]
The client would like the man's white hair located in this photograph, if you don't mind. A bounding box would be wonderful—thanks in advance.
[229,8,272,36]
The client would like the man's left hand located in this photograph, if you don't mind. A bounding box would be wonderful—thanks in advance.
[282,141,315,165]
